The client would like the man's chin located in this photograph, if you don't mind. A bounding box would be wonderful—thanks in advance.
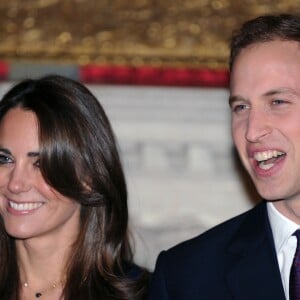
[255,190,285,202]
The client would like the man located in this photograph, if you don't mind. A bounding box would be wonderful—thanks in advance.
[148,14,300,300]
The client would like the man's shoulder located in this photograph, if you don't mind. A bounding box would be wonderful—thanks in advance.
[150,202,268,294]
[164,202,265,261]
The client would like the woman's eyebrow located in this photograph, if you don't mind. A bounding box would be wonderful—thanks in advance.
[27,151,39,157]
[0,148,11,155]
[0,149,39,157]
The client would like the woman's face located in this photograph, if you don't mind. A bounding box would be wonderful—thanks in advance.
[0,107,81,241]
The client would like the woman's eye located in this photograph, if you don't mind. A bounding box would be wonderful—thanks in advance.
[33,159,40,168]
[0,154,12,164]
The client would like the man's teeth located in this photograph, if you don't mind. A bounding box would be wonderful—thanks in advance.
[259,163,274,170]
[253,150,285,170]
[254,150,284,162]
[9,201,43,211]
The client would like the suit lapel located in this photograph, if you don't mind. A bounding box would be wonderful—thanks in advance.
[225,202,286,300]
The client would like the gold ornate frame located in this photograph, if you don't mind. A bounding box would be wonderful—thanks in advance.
[0,1,299,69]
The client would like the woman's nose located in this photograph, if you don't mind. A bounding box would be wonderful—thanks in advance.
[7,165,31,194]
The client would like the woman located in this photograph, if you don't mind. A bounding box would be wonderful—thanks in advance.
[0,75,149,299]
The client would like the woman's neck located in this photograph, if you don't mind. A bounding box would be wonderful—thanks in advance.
[15,234,76,299]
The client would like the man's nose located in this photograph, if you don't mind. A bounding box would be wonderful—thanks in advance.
[245,109,272,142]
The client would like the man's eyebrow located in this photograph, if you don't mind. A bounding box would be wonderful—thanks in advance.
[263,88,296,97]
[228,95,245,107]
[228,88,297,106]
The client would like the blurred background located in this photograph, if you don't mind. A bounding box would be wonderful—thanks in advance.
[0,0,298,269]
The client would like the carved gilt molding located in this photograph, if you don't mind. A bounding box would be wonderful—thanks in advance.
[0,0,299,68]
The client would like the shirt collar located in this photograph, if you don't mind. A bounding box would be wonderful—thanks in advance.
[267,202,299,254]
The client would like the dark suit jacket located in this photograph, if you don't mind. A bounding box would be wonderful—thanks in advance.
[148,201,286,300]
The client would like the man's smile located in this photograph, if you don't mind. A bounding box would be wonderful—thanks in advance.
[253,150,286,170]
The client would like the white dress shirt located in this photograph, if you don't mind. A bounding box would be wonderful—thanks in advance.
[267,202,300,300]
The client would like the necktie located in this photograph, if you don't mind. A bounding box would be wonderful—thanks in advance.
[290,230,300,300]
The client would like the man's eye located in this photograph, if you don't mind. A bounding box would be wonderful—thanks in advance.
[0,154,12,164]
[232,104,249,112]
[272,99,286,105]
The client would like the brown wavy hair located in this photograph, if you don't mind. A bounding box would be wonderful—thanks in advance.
[0,75,149,299]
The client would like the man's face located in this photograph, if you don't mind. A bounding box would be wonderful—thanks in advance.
[230,40,300,203]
